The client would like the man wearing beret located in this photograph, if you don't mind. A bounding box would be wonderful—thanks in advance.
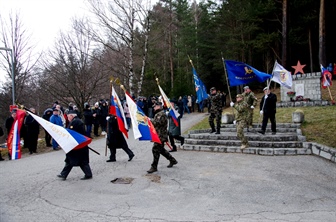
[258,87,277,135]
[230,94,249,149]
[57,110,93,180]
[242,86,258,131]
[147,101,178,173]
[209,87,223,134]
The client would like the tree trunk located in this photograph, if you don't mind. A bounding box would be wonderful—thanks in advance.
[282,0,287,67]
[319,0,326,66]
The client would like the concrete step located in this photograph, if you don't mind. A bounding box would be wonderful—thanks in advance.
[188,132,299,141]
[185,138,303,148]
[189,128,298,134]
[181,144,311,155]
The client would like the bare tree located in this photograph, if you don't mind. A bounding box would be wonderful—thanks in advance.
[40,20,110,112]
[0,12,41,106]
[85,0,151,96]
[319,0,326,66]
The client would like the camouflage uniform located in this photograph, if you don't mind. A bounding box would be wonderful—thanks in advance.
[233,100,249,146]
[209,92,223,134]
[242,91,257,128]
[150,108,177,171]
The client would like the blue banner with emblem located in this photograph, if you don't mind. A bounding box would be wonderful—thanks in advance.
[224,60,272,87]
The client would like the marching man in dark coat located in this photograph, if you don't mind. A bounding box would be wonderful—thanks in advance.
[106,114,134,162]
[57,110,93,180]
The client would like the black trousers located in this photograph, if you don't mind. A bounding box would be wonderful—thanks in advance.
[169,134,184,149]
[108,139,134,161]
[45,130,52,146]
[60,162,92,178]
[261,112,276,132]
[151,143,175,169]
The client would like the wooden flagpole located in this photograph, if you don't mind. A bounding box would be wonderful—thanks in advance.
[221,54,235,116]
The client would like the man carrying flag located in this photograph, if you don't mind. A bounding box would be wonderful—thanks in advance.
[57,110,93,180]
[147,101,178,174]
[110,86,128,138]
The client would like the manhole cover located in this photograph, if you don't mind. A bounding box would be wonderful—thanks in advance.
[110,177,134,184]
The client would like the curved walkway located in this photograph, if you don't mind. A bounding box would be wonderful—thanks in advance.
[0,112,335,222]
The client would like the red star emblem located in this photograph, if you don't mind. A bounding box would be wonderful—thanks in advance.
[291,60,306,74]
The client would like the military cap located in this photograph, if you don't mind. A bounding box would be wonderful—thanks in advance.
[243,86,249,90]
[153,101,163,107]
[236,94,244,98]
[263,87,269,91]
[170,99,177,104]
[210,87,216,91]
[67,110,77,115]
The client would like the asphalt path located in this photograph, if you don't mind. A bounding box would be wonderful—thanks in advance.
[0,112,335,222]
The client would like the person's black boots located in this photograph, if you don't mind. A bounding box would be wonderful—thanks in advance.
[209,122,216,134]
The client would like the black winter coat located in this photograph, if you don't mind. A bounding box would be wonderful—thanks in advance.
[106,115,126,149]
[65,116,90,166]
[260,93,277,114]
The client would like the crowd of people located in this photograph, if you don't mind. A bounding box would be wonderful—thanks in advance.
[0,86,276,178]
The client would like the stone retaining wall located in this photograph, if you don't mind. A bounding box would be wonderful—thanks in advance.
[304,142,336,163]
[281,72,321,102]
[277,100,332,108]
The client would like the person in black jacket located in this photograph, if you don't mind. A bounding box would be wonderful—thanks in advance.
[42,108,53,147]
[258,87,277,135]
[92,102,101,137]
[106,115,134,162]
[57,110,93,180]
[24,108,40,154]
[83,104,94,138]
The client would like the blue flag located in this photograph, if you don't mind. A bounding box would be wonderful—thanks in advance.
[224,60,272,87]
[192,67,209,104]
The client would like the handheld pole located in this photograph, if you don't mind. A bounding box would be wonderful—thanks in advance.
[221,54,235,116]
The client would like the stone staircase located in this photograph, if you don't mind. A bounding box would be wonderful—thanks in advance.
[180,123,312,156]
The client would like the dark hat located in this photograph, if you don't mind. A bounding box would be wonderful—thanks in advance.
[170,99,177,104]
[153,101,162,107]
[67,110,77,115]
[210,87,216,91]
[52,107,59,111]
[243,86,249,90]
[236,94,244,98]
[11,108,17,114]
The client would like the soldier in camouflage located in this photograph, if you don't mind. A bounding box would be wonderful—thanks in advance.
[208,87,223,134]
[242,86,258,131]
[147,101,178,174]
[230,94,249,149]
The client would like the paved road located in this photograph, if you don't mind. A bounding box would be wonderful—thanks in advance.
[1,112,335,222]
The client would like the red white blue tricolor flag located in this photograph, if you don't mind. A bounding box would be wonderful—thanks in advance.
[158,85,180,126]
[125,92,161,144]
[27,111,92,153]
[320,64,333,89]
[109,86,128,138]
[7,109,26,160]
